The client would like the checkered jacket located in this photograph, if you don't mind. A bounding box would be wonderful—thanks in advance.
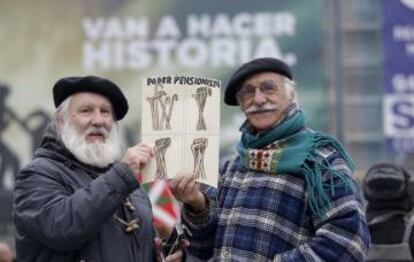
[182,145,370,261]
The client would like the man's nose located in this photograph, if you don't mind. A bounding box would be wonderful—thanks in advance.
[252,88,267,104]
[91,111,106,126]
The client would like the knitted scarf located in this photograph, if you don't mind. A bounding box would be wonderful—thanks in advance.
[236,108,355,216]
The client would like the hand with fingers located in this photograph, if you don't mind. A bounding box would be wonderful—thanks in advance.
[154,237,189,262]
[168,173,206,213]
[121,142,155,179]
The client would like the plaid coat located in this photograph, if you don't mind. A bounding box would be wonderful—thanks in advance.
[182,145,370,261]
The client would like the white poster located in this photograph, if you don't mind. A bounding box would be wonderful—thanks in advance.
[140,76,221,187]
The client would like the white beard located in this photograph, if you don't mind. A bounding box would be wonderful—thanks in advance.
[60,120,122,168]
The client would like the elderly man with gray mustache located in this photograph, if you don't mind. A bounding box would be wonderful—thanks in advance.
[169,57,370,261]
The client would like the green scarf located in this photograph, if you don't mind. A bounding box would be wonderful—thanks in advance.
[236,109,355,216]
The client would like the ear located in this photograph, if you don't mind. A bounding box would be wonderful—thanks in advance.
[289,88,296,102]
[283,78,296,103]
[53,109,66,133]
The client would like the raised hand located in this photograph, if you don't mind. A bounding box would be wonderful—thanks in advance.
[121,142,154,175]
[168,174,206,213]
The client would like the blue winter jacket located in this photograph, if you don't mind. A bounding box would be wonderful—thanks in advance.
[13,124,156,261]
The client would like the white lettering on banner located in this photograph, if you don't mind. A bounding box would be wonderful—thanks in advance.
[128,41,152,69]
[272,13,296,36]
[177,38,208,67]
[407,43,414,55]
[187,15,210,37]
[384,95,414,137]
[393,25,414,41]
[392,25,414,56]
[155,15,181,38]
[186,12,296,37]
[391,138,414,152]
[82,13,297,70]
[392,74,414,93]
[233,13,252,36]
[83,17,149,40]
[124,17,150,38]
[104,18,126,39]
[83,18,106,40]
[152,40,177,67]
[83,38,295,70]
[401,0,414,10]
[83,42,111,70]
[211,14,233,36]
[210,38,237,66]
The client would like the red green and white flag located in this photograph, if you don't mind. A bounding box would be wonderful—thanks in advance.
[144,180,180,229]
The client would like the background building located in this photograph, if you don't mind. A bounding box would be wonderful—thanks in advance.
[325,0,388,175]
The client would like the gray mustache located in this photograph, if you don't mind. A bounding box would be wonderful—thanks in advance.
[85,126,109,137]
[245,103,278,114]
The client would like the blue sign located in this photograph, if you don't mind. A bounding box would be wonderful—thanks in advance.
[382,0,414,152]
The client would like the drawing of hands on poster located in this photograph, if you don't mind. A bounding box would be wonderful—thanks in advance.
[140,76,220,187]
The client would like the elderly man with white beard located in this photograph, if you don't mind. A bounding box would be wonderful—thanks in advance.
[13,76,185,262]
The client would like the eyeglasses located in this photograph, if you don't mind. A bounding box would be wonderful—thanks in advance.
[236,81,279,102]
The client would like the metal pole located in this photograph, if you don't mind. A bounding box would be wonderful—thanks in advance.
[333,0,345,142]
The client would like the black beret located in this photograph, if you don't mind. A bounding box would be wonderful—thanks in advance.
[53,76,128,120]
[224,57,293,106]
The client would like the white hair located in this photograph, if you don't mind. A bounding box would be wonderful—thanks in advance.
[284,77,298,104]
[52,96,71,129]
[53,96,122,168]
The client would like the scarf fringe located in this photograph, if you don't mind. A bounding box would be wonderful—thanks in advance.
[315,133,355,171]
[302,133,354,216]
